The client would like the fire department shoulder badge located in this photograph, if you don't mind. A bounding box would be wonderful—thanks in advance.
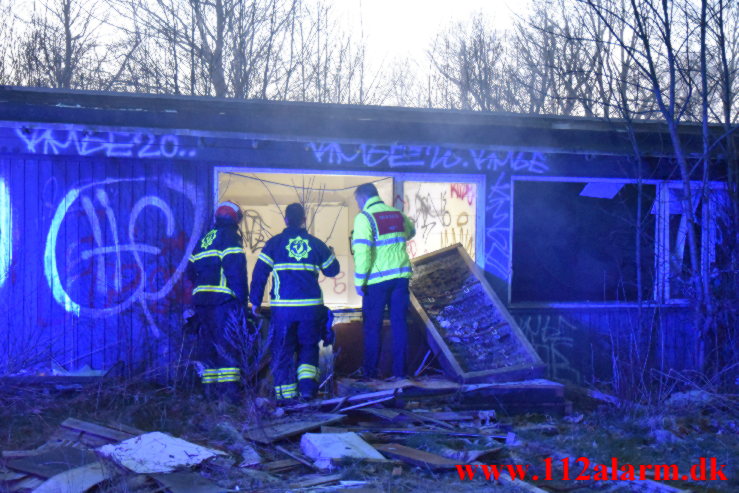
[286,236,311,261]
[200,229,217,249]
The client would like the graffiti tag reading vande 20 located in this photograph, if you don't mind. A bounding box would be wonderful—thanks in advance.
[15,128,197,158]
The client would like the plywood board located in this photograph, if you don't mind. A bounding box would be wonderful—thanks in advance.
[410,244,544,382]
[244,413,346,444]
[6,447,98,479]
[373,443,458,470]
[33,462,112,493]
[300,433,385,465]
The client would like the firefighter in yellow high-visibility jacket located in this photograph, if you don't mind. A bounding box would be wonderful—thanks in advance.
[351,183,416,379]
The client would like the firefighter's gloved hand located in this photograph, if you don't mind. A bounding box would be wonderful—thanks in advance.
[251,305,262,318]
[321,307,335,346]
[355,286,364,297]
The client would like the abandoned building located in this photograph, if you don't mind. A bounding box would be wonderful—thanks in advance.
[0,86,732,386]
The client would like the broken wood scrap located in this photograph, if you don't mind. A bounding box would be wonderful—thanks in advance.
[244,413,345,444]
[373,443,458,470]
[323,426,506,441]
[338,394,397,412]
[60,417,138,447]
[6,474,44,492]
[97,432,226,474]
[300,432,385,470]
[284,390,397,413]
[259,458,302,473]
[33,461,112,493]
[150,471,224,493]
[275,445,320,472]
[289,473,343,489]
[394,409,456,430]
[6,446,99,479]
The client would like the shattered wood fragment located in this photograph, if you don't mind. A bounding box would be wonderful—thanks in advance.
[409,245,544,383]
[7,474,44,492]
[150,471,224,493]
[325,426,506,440]
[395,409,456,430]
[275,445,320,471]
[338,395,397,412]
[457,379,568,416]
[260,458,302,473]
[244,413,345,444]
[6,446,98,479]
[373,443,458,470]
[60,417,137,445]
[238,444,262,468]
[300,433,385,469]
[356,408,403,422]
[97,432,226,474]
[33,462,111,493]
[289,473,343,489]
[284,390,397,413]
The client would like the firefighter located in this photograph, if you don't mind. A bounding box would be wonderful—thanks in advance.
[186,201,248,402]
[351,183,415,379]
[250,203,340,402]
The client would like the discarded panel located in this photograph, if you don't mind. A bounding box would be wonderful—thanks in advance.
[410,244,544,382]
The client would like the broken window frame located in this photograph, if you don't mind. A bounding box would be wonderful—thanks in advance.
[654,182,728,304]
[509,176,726,307]
[213,166,486,309]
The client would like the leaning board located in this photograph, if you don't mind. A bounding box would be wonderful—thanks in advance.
[410,244,544,383]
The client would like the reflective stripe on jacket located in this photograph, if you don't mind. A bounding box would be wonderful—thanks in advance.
[187,224,248,306]
[352,196,415,287]
[250,227,340,318]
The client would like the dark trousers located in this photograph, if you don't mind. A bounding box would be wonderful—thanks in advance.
[362,277,409,378]
[194,299,245,400]
[271,313,321,399]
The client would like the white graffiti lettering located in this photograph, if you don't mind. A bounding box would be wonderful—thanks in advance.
[0,178,11,287]
[15,128,197,159]
[44,175,204,337]
[309,142,548,173]
[484,173,511,280]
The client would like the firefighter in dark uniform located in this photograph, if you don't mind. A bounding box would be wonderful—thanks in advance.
[250,203,340,402]
[187,201,248,401]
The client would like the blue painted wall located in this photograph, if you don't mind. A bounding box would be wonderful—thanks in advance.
[0,123,697,384]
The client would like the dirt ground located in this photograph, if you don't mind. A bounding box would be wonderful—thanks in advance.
[0,378,736,493]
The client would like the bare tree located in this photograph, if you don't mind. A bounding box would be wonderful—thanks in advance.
[10,0,136,90]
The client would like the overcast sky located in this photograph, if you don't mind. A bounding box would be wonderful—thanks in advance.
[331,0,531,70]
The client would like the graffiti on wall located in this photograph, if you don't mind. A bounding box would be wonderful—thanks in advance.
[15,128,197,159]
[44,174,205,336]
[401,182,476,259]
[309,142,549,173]
[484,173,512,280]
[0,178,10,287]
[517,314,582,384]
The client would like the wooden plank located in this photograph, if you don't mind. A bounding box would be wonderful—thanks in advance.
[373,443,458,470]
[300,433,385,465]
[150,472,224,493]
[60,418,136,443]
[33,462,112,493]
[284,390,397,413]
[244,413,346,444]
[275,446,320,472]
[260,458,301,473]
[6,447,99,479]
[289,473,342,489]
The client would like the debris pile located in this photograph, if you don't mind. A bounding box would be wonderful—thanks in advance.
[410,245,543,382]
